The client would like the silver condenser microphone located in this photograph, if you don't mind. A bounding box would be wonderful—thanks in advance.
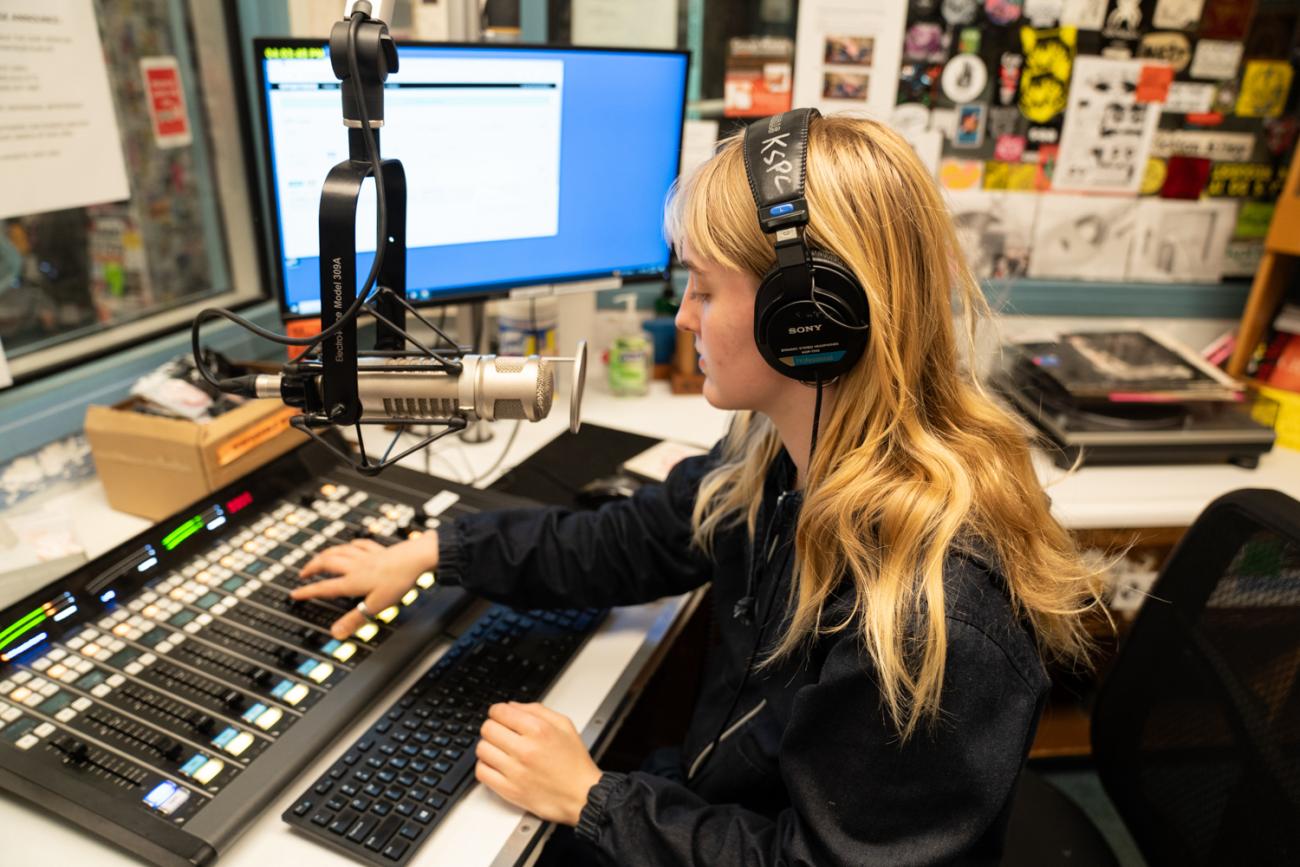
[255,341,588,433]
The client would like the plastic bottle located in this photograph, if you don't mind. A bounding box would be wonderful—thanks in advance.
[497,296,557,356]
[607,292,651,396]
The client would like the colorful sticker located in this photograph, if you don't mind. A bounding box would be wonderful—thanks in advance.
[904,23,949,62]
[1152,0,1206,30]
[1060,0,1107,29]
[942,54,990,103]
[959,28,982,56]
[1027,123,1062,146]
[939,158,986,189]
[1054,56,1163,193]
[984,160,1040,189]
[1025,0,1066,26]
[1136,64,1175,103]
[955,104,988,147]
[998,53,1024,105]
[1137,32,1192,72]
[1199,0,1254,40]
[1235,60,1294,118]
[1160,155,1213,199]
[1141,157,1168,194]
[1151,129,1256,161]
[989,104,1024,138]
[943,0,980,25]
[995,134,1028,160]
[1019,26,1077,123]
[898,62,945,105]
[1234,201,1275,239]
[1189,39,1244,80]
[1035,144,1060,189]
[931,107,959,137]
[1205,162,1283,198]
[891,103,932,138]
[1263,117,1299,158]
[986,0,1025,25]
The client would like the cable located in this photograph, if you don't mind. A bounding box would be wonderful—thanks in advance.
[471,420,523,485]
[190,10,388,393]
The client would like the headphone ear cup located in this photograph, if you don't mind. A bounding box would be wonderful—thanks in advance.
[752,249,870,382]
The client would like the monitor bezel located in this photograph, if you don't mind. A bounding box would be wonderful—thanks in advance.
[253,37,690,321]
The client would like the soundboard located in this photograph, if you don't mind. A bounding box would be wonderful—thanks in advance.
[0,442,531,866]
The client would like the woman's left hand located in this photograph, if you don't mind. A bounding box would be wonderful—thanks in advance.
[475,701,603,826]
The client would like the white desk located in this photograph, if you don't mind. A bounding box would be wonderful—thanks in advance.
[2,379,1299,865]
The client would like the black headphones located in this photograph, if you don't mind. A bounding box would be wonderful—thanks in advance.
[742,108,870,382]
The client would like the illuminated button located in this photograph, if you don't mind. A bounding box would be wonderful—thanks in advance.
[0,680,11,693]
[46,664,67,680]
[1,706,21,722]
[81,644,100,657]
[142,605,161,620]
[159,788,191,815]
[47,648,66,661]
[416,572,435,590]
[330,642,357,662]
[33,722,55,738]
[224,732,255,757]
[55,708,76,723]
[106,674,125,688]
[354,622,379,643]
[58,668,79,683]
[15,734,39,751]
[31,658,50,672]
[112,623,131,637]
[307,663,333,683]
[91,684,111,698]
[65,637,85,650]
[124,662,143,676]
[22,692,43,707]
[139,653,156,666]
[155,641,174,654]
[38,681,58,697]
[295,659,318,677]
[254,707,282,730]
[375,606,399,624]
[9,687,32,704]
[179,754,207,777]
[282,683,310,706]
[71,697,92,711]
[211,727,237,749]
[401,589,419,607]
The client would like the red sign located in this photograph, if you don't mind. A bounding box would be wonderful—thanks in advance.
[140,57,192,148]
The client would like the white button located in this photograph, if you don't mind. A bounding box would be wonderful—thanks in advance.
[38,682,58,697]
[0,680,12,694]
[65,637,85,650]
[91,684,112,698]
[235,587,252,598]
[224,732,255,756]
[31,658,51,672]
[15,734,38,750]
[59,669,79,684]
[94,649,112,661]
[139,653,157,666]
[74,659,92,673]
[47,648,67,661]
[107,674,125,688]
[33,722,55,737]
[183,623,201,634]
[11,671,32,684]
[71,697,92,711]
[196,614,212,626]
[156,641,174,654]
[211,605,227,616]
[55,708,76,722]
[1,706,22,722]
[97,617,115,630]
[22,692,43,707]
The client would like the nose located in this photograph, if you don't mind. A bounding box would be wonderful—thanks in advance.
[675,283,698,335]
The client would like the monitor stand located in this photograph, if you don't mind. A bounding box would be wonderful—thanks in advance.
[459,299,493,444]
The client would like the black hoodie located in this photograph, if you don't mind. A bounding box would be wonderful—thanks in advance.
[434,444,1049,866]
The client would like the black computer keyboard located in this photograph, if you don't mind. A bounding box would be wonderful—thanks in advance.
[282,604,607,865]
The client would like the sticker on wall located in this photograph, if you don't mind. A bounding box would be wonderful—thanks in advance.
[985,0,1025,25]
[1160,154,1213,199]
[931,107,959,137]
[1235,60,1294,118]
[988,104,1024,138]
[1152,0,1205,30]
[898,62,945,105]
[1027,122,1062,146]
[891,102,933,138]
[1198,0,1254,40]
[994,134,1028,160]
[946,190,1040,277]
[1151,129,1255,161]
[984,159,1040,189]
[1136,64,1174,103]
[1060,0,1107,29]
[1019,26,1077,123]
[140,56,192,149]
[1234,201,1274,239]
[1035,143,1060,189]
[1028,193,1137,280]
[1140,157,1168,194]
[1137,32,1191,72]
[1126,198,1237,283]
[904,23,949,62]
[1163,81,1216,114]
[1189,39,1243,80]
[997,53,1024,105]
[958,27,982,56]
[940,157,986,189]
[1222,238,1262,278]
[1101,0,1145,43]
[1205,162,1283,198]
[942,54,989,102]
[954,104,988,147]
[1263,117,1299,158]
[1024,0,1065,26]
[943,0,980,25]
[1054,56,1162,193]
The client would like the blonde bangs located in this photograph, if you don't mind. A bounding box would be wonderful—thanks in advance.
[665,138,775,277]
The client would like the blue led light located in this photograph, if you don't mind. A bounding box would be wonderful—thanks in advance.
[179,754,208,777]
[271,680,293,698]
[99,590,116,603]
[144,780,177,808]
[769,203,794,217]
[242,702,267,723]
[211,727,237,748]
[296,659,318,676]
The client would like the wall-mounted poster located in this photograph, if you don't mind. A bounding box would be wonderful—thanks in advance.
[1126,198,1237,282]
[946,190,1040,277]
[1053,56,1164,193]
[1018,26,1077,125]
[794,0,906,119]
[1028,193,1138,279]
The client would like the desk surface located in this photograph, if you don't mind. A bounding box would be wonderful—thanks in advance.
[3,378,1300,865]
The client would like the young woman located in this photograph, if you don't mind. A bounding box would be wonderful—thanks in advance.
[292,111,1101,865]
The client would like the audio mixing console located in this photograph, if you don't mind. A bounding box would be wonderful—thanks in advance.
[0,442,531,866]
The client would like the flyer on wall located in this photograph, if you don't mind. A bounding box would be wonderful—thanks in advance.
[792,0,907,121]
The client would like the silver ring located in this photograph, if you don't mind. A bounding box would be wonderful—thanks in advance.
[355,600,377,622]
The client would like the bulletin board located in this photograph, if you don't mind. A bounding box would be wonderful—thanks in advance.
[886,0,1298,286]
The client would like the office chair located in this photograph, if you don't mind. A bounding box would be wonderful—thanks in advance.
[1002,488,1300,866]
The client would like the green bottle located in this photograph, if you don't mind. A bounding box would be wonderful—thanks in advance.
[608,292,650,396]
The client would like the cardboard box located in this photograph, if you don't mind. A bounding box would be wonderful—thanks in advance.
[85,398,307,520]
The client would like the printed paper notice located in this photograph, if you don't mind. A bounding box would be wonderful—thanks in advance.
[793,0,906,121]
[1054,56,1164,194]
[0,0,129,220]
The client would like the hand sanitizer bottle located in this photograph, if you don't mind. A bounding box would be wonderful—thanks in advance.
[607,292,650,396]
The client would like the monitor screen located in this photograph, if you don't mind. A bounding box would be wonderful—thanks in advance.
[255,40,688,318]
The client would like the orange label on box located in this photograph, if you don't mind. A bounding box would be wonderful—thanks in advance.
[286,318,322,361]
[216,407,298,467]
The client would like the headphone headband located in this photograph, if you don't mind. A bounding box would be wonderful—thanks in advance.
[742,108,819,234]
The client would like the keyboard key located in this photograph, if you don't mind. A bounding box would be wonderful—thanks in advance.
[328,809,358,836]
[347,815,377,843]
[399,822,421,840]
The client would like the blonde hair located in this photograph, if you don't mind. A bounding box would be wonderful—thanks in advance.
[666,115,1103,740]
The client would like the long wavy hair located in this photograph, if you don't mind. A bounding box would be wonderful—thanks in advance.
[666,115,1104,740]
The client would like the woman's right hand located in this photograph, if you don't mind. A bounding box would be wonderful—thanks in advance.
[292,534,440,639]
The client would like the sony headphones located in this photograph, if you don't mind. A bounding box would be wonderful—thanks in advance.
[742,108,870,382]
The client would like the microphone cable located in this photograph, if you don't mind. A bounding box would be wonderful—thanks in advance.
[190,9,388,396]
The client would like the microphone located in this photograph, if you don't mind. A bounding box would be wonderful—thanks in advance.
[253,341,588,434]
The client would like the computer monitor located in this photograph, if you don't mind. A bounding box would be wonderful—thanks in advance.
[254,39,689,319]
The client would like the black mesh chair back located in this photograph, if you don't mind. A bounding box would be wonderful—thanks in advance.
[1091,489,1300,865]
